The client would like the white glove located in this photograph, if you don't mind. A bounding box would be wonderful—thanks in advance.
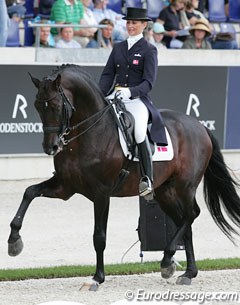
[117,88,131,100]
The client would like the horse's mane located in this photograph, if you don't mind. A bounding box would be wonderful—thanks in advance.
[45,64,104,98]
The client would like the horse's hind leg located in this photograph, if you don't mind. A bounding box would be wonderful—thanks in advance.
[161,197,200,285]
[8,176,72,256]
[160,220,186,280]
[176,200,200,285]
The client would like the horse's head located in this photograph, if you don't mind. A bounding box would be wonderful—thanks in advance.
[29,72,75,156]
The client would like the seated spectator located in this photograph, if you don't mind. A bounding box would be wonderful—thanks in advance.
[50,0,89,47]
[182,18,212,49]
[204,0,229,18]
[185,0,207,25]
[86,18,114,48]
[81,0,98,37]
[55,25,81,48]
[92,0,126,43]
[148,22,167,49]
[0,0,10,46]
[211,32,238,50]
[157,0,188,48]
[34,22,55,47]
[6,0,26,22]
[39,0,56,17]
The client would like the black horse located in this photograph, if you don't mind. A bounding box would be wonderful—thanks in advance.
[8,64,240,288]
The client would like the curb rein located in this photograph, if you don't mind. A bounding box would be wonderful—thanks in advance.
[55,86,113,148]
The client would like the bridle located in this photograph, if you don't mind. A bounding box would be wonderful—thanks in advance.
[42,85,113,150]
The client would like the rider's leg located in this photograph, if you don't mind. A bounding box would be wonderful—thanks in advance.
[124,99,154,199]
[137,138,154,198]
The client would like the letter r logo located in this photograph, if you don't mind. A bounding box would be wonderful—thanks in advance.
[186,93,200,117]
[12,94,28,119]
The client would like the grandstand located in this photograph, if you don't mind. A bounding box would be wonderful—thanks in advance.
[3,0,240,49]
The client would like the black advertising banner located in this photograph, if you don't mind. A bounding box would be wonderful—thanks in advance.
[151,67,228,149]
[0,65,52,154]
[0,65,103,154]
[0,65,227,154]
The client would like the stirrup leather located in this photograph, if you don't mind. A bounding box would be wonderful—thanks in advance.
[139,175,153,197]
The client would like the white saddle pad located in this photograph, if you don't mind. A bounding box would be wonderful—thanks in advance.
[118,127,174,162]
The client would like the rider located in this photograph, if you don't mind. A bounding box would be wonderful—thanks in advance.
[99,7,168,199]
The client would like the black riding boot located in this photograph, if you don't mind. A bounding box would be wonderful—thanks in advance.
[138,139,154,200]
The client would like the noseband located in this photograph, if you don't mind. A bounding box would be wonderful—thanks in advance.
[42,85,113,150]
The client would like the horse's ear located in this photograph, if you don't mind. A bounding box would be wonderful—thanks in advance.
[29,72,40,89]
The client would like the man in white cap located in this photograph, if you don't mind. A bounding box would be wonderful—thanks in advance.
[150,22,167,49]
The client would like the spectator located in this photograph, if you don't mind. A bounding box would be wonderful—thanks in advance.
[92,0,126,43]
[55,25,81,48]
[50,0,89,47]
[148,22,167,49]
[80,0,98,39]
[86,18,114,48]
[185,0,207,25]
[157,0,188,48]
[38,0,56,17]
[182,18,212,49]
[34,23,55,47]
[202,0,229,17]
[211,32,238,50]
[6,0,26,22]
[0,0,10,46]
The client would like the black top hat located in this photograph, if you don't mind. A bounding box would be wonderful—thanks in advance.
[122,7,152,21]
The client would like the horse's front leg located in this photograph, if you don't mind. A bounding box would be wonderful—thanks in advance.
[8,176,72,256]
[92,196,110,286]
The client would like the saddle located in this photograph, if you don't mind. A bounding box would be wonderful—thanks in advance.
[106,93,157,159]
[106,94,136,156]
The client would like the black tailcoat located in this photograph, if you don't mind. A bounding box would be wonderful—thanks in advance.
[99,37,167,145]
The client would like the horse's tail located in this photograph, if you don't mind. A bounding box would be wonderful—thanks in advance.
[203,128,240,241]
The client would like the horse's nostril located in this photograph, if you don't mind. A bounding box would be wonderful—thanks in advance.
[53,145,59,153]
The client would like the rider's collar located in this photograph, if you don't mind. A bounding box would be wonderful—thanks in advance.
[127,33,143,49]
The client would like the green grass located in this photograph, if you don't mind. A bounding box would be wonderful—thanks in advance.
[0,258,239,282]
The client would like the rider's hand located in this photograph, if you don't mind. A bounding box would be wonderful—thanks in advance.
[117,88,131,100]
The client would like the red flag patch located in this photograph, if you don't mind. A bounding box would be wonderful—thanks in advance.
[158,147,168,152]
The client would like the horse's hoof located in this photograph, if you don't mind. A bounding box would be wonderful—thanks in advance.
[79,281,99,292]
[8,237,24,257]
[161,262,176,279]
[176,276,192,285]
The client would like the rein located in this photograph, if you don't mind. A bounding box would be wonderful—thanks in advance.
[43,85,114,148]
[60,101,113,146]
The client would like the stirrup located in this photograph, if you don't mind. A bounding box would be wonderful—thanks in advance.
[139,176,154,200]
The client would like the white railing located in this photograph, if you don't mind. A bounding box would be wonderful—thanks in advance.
[28,22,107,61]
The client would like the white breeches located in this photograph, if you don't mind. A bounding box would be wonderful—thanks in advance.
[107,91,149,143]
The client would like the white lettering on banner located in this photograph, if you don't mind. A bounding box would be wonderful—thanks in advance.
[0,123,43,133]
[12,94,28,119]
[199,120,215,130]
[186,93,215,131]
[0,94,43,134]
[186,93,200,117]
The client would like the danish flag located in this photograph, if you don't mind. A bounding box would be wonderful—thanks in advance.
[158,147,168,152]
